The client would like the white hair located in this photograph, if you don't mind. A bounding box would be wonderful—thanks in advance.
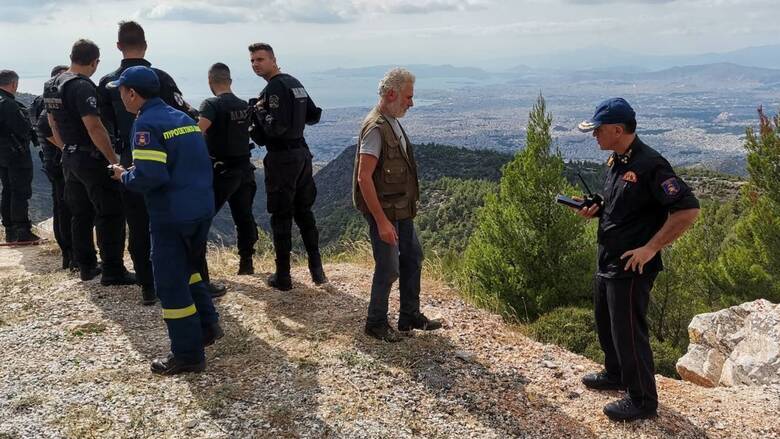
[378,67,415,97]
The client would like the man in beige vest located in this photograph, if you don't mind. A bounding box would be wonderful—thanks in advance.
[353,68,442,342]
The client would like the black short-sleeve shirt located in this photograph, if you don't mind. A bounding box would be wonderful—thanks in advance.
[597,136,700,278]
[55,77,100,147]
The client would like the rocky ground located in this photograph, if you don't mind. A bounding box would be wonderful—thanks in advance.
[1,242,779,438]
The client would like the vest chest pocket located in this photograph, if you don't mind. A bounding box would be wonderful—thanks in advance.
[383,164,408,184]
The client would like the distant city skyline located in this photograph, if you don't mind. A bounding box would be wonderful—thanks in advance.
[4,0,780,96]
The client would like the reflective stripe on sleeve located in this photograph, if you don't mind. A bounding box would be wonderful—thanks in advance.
[132,149,168,163]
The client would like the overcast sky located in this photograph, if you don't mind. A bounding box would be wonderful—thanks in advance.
[4,0,779,95]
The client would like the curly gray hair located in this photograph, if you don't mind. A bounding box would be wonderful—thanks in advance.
[378,67,415,97]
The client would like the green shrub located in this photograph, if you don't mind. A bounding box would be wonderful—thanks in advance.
[529,307,604,365]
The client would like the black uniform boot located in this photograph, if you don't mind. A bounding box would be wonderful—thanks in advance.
[202,322,224,347]
[4,227,17,243]
[150,352,205,375]
[267,258,292,291]
[582,370,625,391]
[101,269,137,286]
[307,252,328,285]
[14,229,41,244]
[237,256,254,275]
[141,285,157,306]
[80,264,102,281]
[603,396,657,421]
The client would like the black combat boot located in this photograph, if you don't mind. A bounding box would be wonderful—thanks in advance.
[308,252,327,285]
[603,396,657,421]
[237,256,254,275]
[582,370,625,391]
[4,227,17,243]
[14,229,41,244]
[364,322,402,342]
[207,282,228,298]
[150,352,205,375]
[267,258,292,291]
[101,269,137,286]
[398,312,443,332]
[80,264,102,281]
[141,285,157,306]
[202,322,224,347]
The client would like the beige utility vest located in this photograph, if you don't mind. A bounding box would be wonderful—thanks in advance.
[352,108,420,221]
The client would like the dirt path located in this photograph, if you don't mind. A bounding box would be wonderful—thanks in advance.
[0,244,778,438]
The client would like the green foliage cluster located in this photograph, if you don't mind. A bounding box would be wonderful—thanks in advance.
[459,95,594,320]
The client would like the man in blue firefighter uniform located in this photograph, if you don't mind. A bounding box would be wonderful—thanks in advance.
[107,66,222,375]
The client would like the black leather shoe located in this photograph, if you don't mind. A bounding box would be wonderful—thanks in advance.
[15,230,41,243]
[364,322,402,342]
[202,323,224,347]
[208,282,228,298]
[603,396,657,422]
[398,313,443,332]
[150,352,205,375]
[79,265,102,281]
[267,273,292,291]
[237,257,254,275]
[101,270,137,286]
[4,228,17,243]
[141,285,157,306]
[582,370,625,391]
[309,261,328,285]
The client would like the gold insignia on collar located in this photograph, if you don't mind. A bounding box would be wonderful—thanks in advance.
[607,155,615,167]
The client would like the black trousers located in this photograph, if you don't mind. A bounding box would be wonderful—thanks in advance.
[62,151,126,275]
[121,184,153,288]
[263,148,321,270]
[213,162,258,258]
[594,272,659,409]
[43,162,73,257]
[0,163,33,235]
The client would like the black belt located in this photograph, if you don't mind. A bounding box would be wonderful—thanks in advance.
[265,139,306,152]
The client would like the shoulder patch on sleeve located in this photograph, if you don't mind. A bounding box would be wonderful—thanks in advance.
[86,96,97,109]
[661,177,681,196]
[134,131,151,147]
[269,95,280,109]
[174,93,184,107]
[291,87,308,99]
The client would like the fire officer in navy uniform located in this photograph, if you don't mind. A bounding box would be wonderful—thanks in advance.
[98,21,225,304]
[0,69,39,244]
[197,62,258,275]
[35,65,79,269]
[248,42,326,290]
[44,39,135,285]
[108,66,222,375]
[573,98,700,421]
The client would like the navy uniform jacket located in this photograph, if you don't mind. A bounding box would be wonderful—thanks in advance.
[597,136,699,278]
[121,97,214,225]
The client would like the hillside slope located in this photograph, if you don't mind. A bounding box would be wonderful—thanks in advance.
[0,243,778,438]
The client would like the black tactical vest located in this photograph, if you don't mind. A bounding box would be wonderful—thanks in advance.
[203,94,251,161]
[43,72,96,149]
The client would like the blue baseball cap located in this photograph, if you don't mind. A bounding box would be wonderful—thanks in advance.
[578,97,636,132]
[106,65,160,92]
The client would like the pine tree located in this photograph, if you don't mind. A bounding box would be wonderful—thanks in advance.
[715,108,780,302]
[460,94,594,320]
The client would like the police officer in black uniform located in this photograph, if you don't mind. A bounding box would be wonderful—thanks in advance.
[97,21,225,303]
[44,39,134,285]
[248,42,327,290]
[574,98,700,422]
[197,62,258,275]
[0,69,39,244]
[35,65,79,268]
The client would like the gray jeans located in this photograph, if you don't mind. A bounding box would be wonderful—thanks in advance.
[365,214,423,326]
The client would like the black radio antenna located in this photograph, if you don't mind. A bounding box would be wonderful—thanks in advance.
[577,172,593,196]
